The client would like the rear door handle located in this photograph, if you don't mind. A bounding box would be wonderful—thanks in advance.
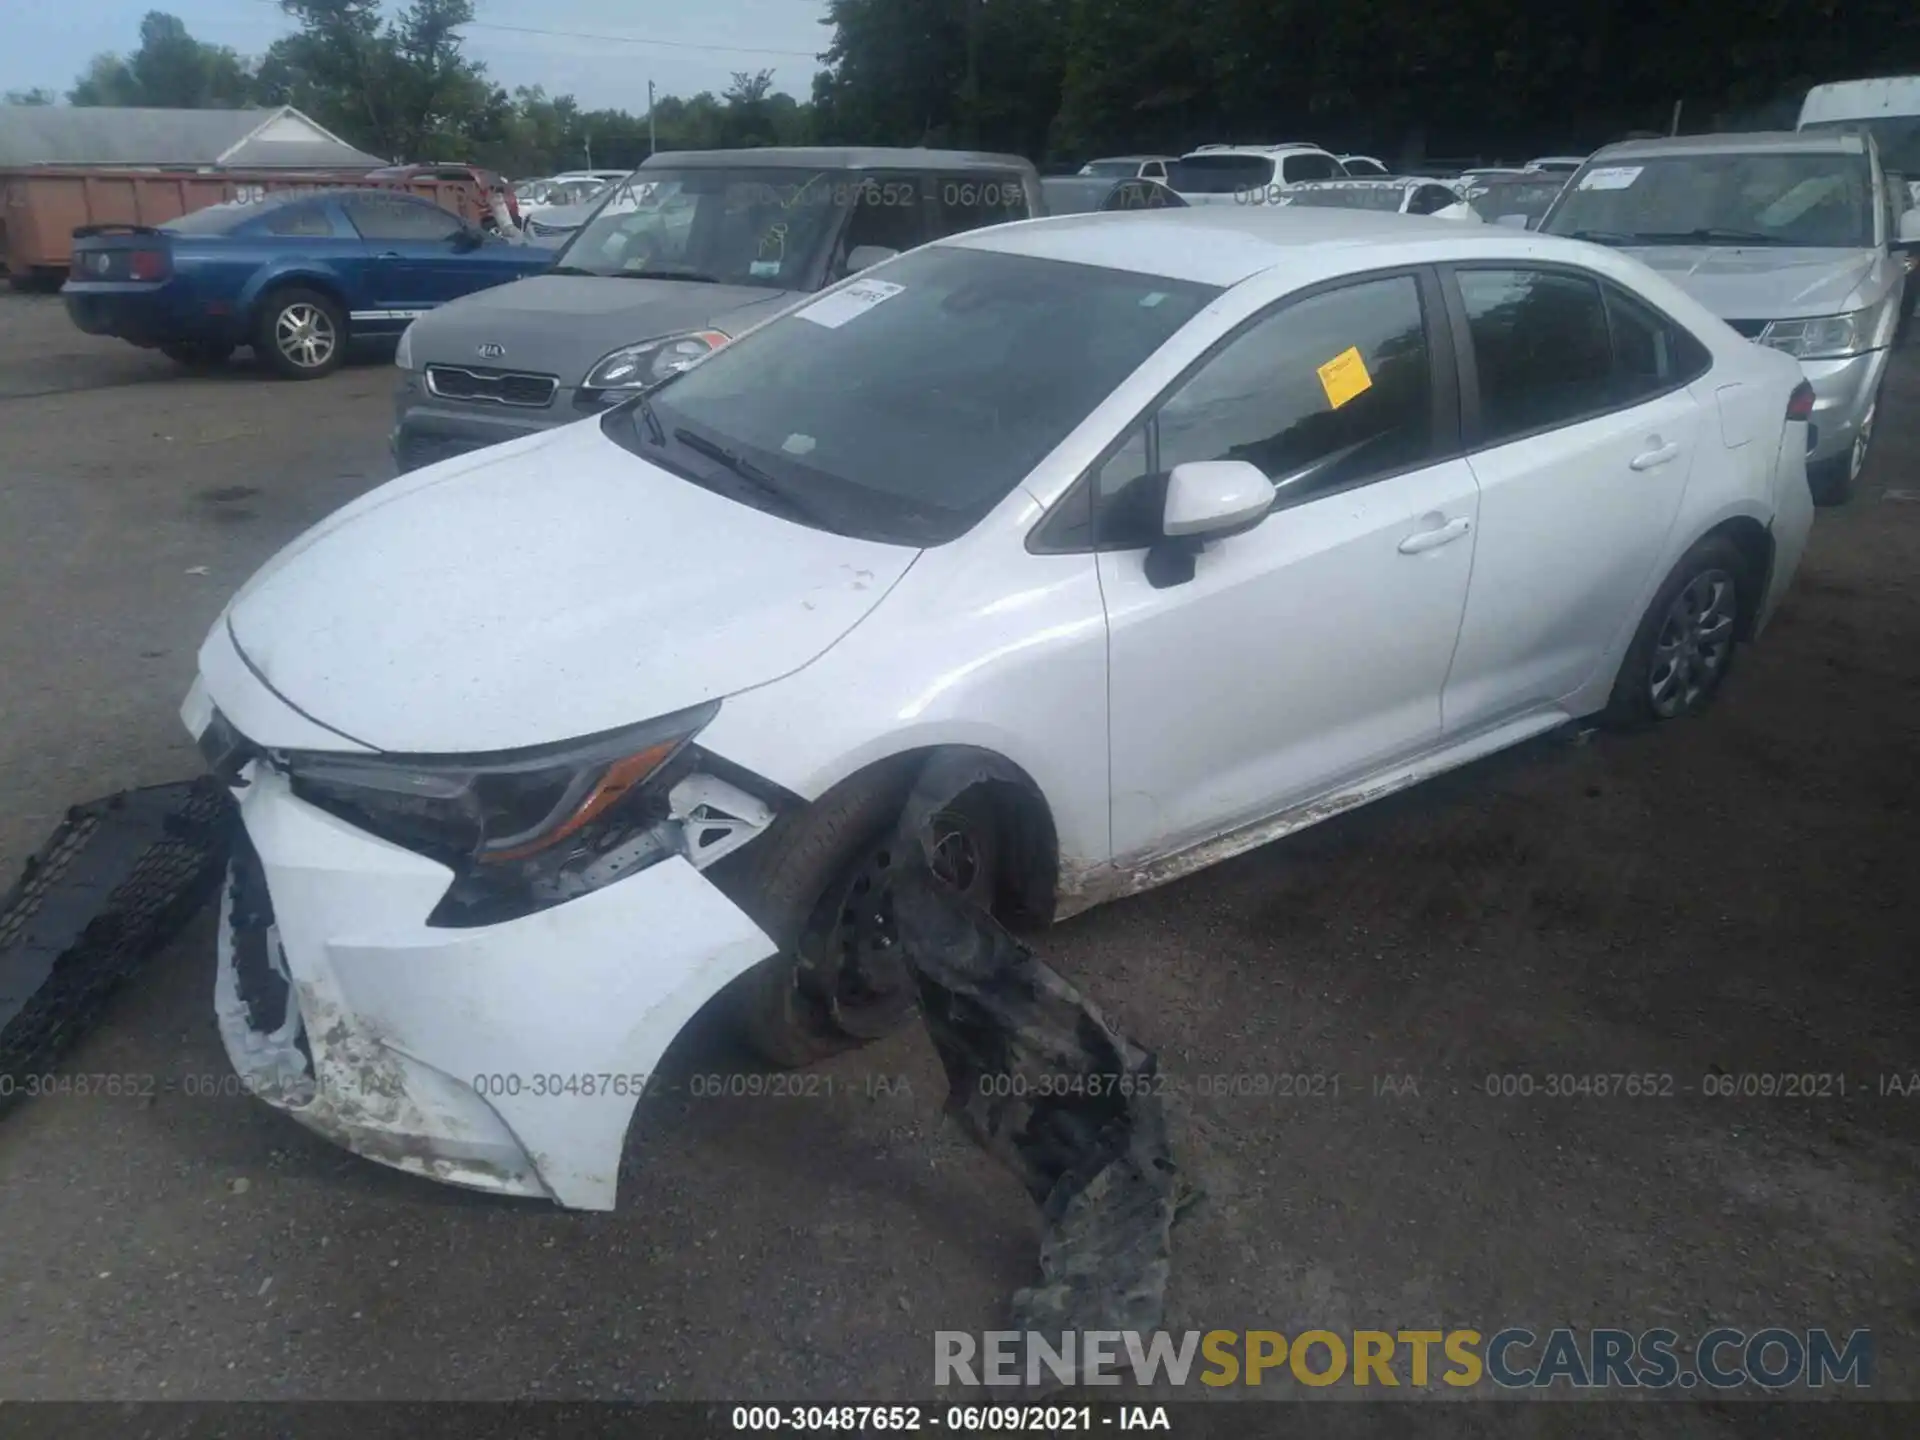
[1398,516,1472,554]
[375,250,404,261]
[1630,442,1681,470]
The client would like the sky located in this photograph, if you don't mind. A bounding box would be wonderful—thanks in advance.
[5,0,835,109]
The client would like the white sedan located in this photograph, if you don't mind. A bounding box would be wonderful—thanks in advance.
[182,207,1815,1209]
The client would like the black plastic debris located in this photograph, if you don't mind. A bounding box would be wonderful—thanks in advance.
[891,755,1186,1356]
[0,778,235,1107]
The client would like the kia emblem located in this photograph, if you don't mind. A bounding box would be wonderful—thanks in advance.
[478,342,506,359]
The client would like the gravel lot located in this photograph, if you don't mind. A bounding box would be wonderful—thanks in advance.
[0,291,1916,1408]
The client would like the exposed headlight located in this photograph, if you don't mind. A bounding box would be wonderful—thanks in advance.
[394,321,414,371]
[1755,309,1874,361]
[283,703,717,869]
[582,330,730,392]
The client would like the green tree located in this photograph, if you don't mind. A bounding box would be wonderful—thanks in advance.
[4,88,58,106]
[68,11,253,108]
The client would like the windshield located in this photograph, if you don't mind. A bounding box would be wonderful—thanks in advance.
[1172,155,1275,193]
[1286,184,1405,212]
[1800,117,1920,178]
[606,246,1220,546]
[1544,151,1875,248]
[551,167,862,287]
[1080,160,1138,177]
[1461,178,1567,224]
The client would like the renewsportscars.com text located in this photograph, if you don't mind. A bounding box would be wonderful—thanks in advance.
[934,1327,1872,1390]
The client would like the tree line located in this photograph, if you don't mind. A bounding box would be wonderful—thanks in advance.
[8,0,1920,176]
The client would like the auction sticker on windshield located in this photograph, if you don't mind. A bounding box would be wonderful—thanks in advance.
[1578,165,1643,191]
[798,277,906,329]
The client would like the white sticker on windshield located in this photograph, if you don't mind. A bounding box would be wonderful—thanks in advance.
[797,277,905,329]
[1577,165,1643,191]
[782,433,817,455]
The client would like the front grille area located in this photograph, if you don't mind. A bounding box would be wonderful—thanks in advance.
[1724,318,1768,339]
[425,365,559,408]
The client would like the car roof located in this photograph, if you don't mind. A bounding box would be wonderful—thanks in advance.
[642,146,1034,173]
[1088,154,1172,163]
[940,205,1597,286]
[1595,130,1867,161]
[1181,144,1330,158]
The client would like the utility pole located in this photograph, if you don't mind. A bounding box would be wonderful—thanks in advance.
[648,80,657,156]
[584,131,593,168]
[1669,99,1684,136]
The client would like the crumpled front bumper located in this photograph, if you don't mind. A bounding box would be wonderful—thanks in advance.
[214,765,775,1210]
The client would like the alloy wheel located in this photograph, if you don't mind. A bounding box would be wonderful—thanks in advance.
[275,303,336,371]
[1648,568,1736,718]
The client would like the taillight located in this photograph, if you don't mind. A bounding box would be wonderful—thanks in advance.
[1785,380,1815,423]
[127,249,169,282]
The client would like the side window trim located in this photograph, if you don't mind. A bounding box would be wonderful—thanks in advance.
[1027,264,1458,555]
[1438,261,1715,454]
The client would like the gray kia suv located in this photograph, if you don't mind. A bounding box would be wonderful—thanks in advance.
[391,146,1042,472]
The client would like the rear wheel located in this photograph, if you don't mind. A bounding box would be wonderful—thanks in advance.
[1601,535,1750,730]
[254,287,346,379]
[723,766,1000,1068]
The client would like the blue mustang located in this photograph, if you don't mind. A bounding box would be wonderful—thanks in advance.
[62,188,552,379]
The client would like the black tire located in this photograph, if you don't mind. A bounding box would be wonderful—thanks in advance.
[720,761,1000,1068]
[161,340,235,370]
[253,286,346,379]
[1601,535,1750,730]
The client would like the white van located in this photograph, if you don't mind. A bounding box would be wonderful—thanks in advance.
[1799,77,1920,206]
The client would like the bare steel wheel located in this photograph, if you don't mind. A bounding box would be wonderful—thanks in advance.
[255,287,346,379]
[722,764,1002,1068]
[802,798,998,1042]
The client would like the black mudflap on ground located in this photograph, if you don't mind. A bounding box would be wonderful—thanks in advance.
[0,778,235,1109]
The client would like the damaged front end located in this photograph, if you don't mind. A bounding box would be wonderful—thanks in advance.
[200,699,790,1210]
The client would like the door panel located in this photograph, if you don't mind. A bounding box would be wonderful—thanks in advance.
[1440,266,1707,733]
[1445,395,1698,731]
[1102,460,1480,859]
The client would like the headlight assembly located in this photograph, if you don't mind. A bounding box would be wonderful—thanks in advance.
[582,330,730,394]
[285,703,716,866]
[1756,309,1876,361]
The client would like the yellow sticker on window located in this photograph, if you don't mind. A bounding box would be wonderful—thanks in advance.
[1317,346,1373,409]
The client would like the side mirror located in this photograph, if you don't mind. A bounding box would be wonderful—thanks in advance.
[846,244,899,274]
[1145,460,1277,589]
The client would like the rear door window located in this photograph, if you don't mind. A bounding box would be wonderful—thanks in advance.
[265,202,337,237]
[1456,267,1670,444]
[1174,154,1276,193]
[341,194,466,243]
[1282,152,1341,183]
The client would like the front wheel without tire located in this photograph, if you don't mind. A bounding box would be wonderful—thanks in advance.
[1602,535,1749,729]
[722,766,1000,1068]
[254,287,345,379]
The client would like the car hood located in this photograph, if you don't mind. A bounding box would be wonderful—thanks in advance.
[404,273,798,385]
[223,420,919,754]
[1618,245,1880,321]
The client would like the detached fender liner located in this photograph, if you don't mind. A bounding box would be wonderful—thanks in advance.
[891,754,1194,1357]
[1,779,235,1107]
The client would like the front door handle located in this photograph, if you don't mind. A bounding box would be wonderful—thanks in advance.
[1630,441,1681,470]
[375,250,404,261]
[1398,516,1472,554]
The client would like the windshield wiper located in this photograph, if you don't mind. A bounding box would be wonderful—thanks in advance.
[1634,228,1787,246]
[1558,228,1642,245]
[623,265,724,283]
[670,427,835,528]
